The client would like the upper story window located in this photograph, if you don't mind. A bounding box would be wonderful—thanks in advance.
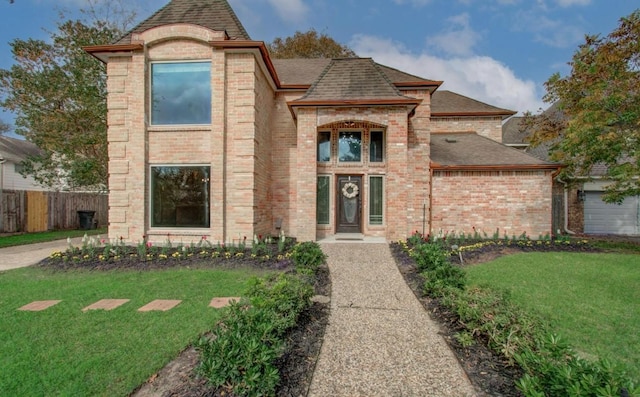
[369,130,384,162]
[318,131,331,162]
[151,62,211,125]
[338,131,362,162]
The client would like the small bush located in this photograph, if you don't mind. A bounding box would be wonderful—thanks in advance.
[290,241,326,276]
[410,242,449,272]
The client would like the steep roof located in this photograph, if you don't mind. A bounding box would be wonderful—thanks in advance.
[116,0,251,45]
[0,136,41,163]
[431,90,515,118]
[430,132,558,170]
[271,58,440,89]
[290,58,419,105]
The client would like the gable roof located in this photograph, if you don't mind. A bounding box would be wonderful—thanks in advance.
[290,58,421,106]
[115,0,251,45]
[431,90,515,118]
[430,132,558,170]
[0,136,41,164]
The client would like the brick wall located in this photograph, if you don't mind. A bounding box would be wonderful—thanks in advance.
[431,116,503,142]
[431,170,553,238]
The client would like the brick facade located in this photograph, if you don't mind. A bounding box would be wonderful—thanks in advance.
[101,23,555,244]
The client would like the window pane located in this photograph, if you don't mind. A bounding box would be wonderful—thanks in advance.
[318,131,331,162]
[339,131,361,162]
[151,62,211,125]
[151,166,210,228]
[369,176,383,225]
[370,130,384,162]
[317,176,330,224]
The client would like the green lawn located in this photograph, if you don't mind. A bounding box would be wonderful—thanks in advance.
[465,251,640,381]
[0,228,106,248]
[0,266,266,396]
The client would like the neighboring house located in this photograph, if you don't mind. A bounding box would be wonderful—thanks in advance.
[503,110,640,236]
[85,0,559,244]
[0,136,46,191]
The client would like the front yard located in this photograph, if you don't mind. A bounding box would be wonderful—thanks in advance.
[465,251,640,381]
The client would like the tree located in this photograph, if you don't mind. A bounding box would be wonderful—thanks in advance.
[525,10,640,203]
[0,2,134,189]
[0,120,10,135]
[267,29,357,59]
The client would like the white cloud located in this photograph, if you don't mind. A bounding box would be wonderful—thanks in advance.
[556,0,590,6]
[266,0,309,23]
[351,34,544,114]
[427,13,480,57]
[392,0,432,7]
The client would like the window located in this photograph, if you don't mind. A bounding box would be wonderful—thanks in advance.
[151,62,211,125]
[369,130,384,162]
[369,176,383,225]
[317,176,330,224]
[14,163,25,174]
[318,131,331,162]
[151,166,210,228]
[338,131,361,162]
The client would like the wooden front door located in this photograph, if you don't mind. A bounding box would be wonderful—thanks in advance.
[336,175,361,233]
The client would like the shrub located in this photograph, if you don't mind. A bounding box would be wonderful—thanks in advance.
[409,241,449,272]
[290,241,326,276]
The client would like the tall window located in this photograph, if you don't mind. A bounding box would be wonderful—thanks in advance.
[318,131,331,162]
[317,176,330,224]
[151,166,210,228]
[151,62,211,125]
[369,176,383,225]
[370,130,384,162]
[338,131,362,162]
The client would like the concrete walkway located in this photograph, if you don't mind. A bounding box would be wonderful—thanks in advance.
[308,243,477,397]
[0,238,80,272]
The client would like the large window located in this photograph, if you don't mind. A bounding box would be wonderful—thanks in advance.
[369,176,383,225]
[151,62,211,125]
[370,130,384,162]
[338,131,362,162]
[317,176,330,225]
[151,166,210,228]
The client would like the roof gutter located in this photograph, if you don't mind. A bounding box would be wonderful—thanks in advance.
[430,163,560,172]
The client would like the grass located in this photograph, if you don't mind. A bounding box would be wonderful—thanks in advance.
[0,265,269,396]
[465,251,640,381]
[0,228,106,248]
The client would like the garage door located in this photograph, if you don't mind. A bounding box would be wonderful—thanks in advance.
[584,192,639,235]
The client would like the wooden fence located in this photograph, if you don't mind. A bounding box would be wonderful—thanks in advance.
[0,190,108,233]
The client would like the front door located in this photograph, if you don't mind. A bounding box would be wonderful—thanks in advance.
[337,175,362,233]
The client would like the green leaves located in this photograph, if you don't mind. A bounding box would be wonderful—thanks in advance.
[528,10,640,203]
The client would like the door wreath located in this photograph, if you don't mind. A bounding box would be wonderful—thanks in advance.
[342,182,359,198]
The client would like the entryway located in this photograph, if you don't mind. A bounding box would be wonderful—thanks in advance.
[336,175,361,233]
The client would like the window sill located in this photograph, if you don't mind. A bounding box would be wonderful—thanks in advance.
[148,125,211,133]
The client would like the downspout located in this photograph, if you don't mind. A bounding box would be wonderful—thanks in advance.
[428,167,433,237]
[556,176,576,235]
[0,155,5,233]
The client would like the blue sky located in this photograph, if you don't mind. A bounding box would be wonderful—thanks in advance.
[0,0,638,135]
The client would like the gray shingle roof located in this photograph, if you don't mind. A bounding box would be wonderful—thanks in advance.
[430,132,557,168]
[292,58,416,103]
[431,90,515,117]
[0,136,41,163]
[116,0,250,45]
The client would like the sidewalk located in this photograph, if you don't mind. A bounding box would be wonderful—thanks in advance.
[0,238,80,272]
[308,243,477,396]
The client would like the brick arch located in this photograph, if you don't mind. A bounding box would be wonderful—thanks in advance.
[317,120,387,131]
[137,23,226,46]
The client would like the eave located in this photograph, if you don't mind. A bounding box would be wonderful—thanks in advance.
[83,44,144,63]
[430,163,561,171]
[431,110,517,119]
[210,40,281,89]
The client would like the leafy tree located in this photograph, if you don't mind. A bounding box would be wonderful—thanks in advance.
[0,2,134,189]
[525,10,640,203]
[267,29,357,59]
[0,119,10,135]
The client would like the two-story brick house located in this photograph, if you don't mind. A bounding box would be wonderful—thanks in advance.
[85,0,558,244]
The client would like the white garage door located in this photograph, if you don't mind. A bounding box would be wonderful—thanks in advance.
[584,192,640,235]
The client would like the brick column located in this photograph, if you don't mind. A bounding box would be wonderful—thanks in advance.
[295,108,317,241]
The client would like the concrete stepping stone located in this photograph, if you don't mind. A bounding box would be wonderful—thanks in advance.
[82,299,130,312]
[18,300,62,311]
[209,297,240,308]
[138,299,182,312]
